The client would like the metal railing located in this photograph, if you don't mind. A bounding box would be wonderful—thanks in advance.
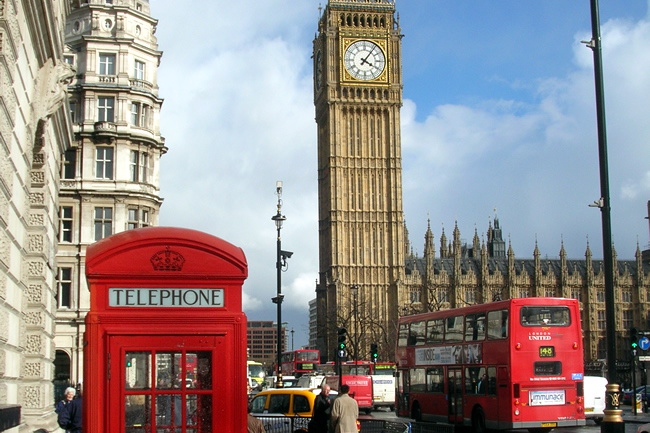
[409,422,455,433]
[253,414,454,433]
[254,415,310,433]
[253,415,413,433]
[359,419,410,433]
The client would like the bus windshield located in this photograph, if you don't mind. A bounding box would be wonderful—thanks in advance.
[247,363,264,379]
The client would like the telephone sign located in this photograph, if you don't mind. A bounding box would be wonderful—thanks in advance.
[640,336,650,351]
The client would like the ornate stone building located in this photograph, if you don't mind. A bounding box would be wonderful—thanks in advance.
[54,0,165,392]
[403,216,650,383]
[0,0,74,430]
[313,0,405,362]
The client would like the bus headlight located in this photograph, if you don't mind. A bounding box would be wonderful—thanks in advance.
[514,409,520,416]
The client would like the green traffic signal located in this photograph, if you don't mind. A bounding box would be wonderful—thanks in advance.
[370,343,378,360]
[337,327,347,351]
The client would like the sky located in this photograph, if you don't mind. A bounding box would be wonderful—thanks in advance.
[151,1,650,350]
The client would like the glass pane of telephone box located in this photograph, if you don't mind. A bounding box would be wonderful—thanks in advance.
[187,351,212,390]
[125,352,152,389]
[186,394,212,433]
[125,394,151,432]
[156,395,183,431]
[156,352,181,389]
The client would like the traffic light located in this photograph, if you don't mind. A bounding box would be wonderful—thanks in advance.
[337,327,347,350]
[631,327,639,350]
[370,343,378,362]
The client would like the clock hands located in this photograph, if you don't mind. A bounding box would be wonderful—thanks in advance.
[359,51,374,67]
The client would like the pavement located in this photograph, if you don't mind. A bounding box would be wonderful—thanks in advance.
[622,405,650,424]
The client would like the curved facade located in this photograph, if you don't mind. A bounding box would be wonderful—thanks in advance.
[55,0,165,390]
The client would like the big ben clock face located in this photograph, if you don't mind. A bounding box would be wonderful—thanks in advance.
[344,40,386,81]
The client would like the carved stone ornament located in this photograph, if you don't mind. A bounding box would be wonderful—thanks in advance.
[46,62,76,117]
[150,246,185,271]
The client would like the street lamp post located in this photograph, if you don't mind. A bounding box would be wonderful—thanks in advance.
[351,285,359,363]
[271,181,286,388]
[582,2,623,432]
[291,328,294,351]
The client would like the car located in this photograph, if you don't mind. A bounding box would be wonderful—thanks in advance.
[249,387,337,417]
[623,385,650,405]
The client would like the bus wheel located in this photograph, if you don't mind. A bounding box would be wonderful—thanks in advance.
[471,407,487,433]
[411,403,423,422]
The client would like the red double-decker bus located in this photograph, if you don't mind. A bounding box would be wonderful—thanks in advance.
[395,297,585,432]
[281,349,320,377]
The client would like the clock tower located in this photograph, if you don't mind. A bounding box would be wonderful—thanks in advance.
[313,0,405,361]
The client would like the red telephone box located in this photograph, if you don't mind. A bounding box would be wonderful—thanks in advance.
[83,227,248,433]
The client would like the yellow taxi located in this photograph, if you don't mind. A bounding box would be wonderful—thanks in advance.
[250,387,360,433]
[250,387,333,417]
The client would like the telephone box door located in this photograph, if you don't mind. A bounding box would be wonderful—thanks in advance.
[108,335,224,433]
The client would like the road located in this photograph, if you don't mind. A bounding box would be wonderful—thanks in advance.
[365,407,647,433]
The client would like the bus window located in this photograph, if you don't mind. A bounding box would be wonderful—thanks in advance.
[521,306,570,327]
[486,366,497,395]
[465,366,486,394]
[487,310,508,340]
[398,324,409,347]
[410,368,426,392]
[464,313,486,341]
[445,316,464,343]
[426,319,443,344]
[426,367,444,393]
[410,320,426,346]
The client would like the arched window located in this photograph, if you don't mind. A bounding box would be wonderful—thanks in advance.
[53,350,72,403]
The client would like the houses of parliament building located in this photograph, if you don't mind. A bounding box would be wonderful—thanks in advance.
[402,213,650,381]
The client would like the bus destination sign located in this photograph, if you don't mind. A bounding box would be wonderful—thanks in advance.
[109,288,224,308]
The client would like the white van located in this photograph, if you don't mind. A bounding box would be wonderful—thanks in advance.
[584,376,607,424]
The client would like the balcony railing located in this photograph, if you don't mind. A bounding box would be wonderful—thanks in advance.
[98,75,117,84]
[130,78,153,92]
[93,121,117,137]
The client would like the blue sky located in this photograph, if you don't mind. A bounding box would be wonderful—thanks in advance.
[152,1,650,349]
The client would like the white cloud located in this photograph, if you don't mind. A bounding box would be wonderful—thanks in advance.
[154,2,650,348]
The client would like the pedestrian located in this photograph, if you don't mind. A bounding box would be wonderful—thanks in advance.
[58,394,82,433]
[330,384,358,433]
[247,402,265,433]
[308,383,331,433]
[55,387,76,414]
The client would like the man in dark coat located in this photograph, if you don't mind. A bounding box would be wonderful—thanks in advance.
[58,396,82,433]
[308,383,331,433]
